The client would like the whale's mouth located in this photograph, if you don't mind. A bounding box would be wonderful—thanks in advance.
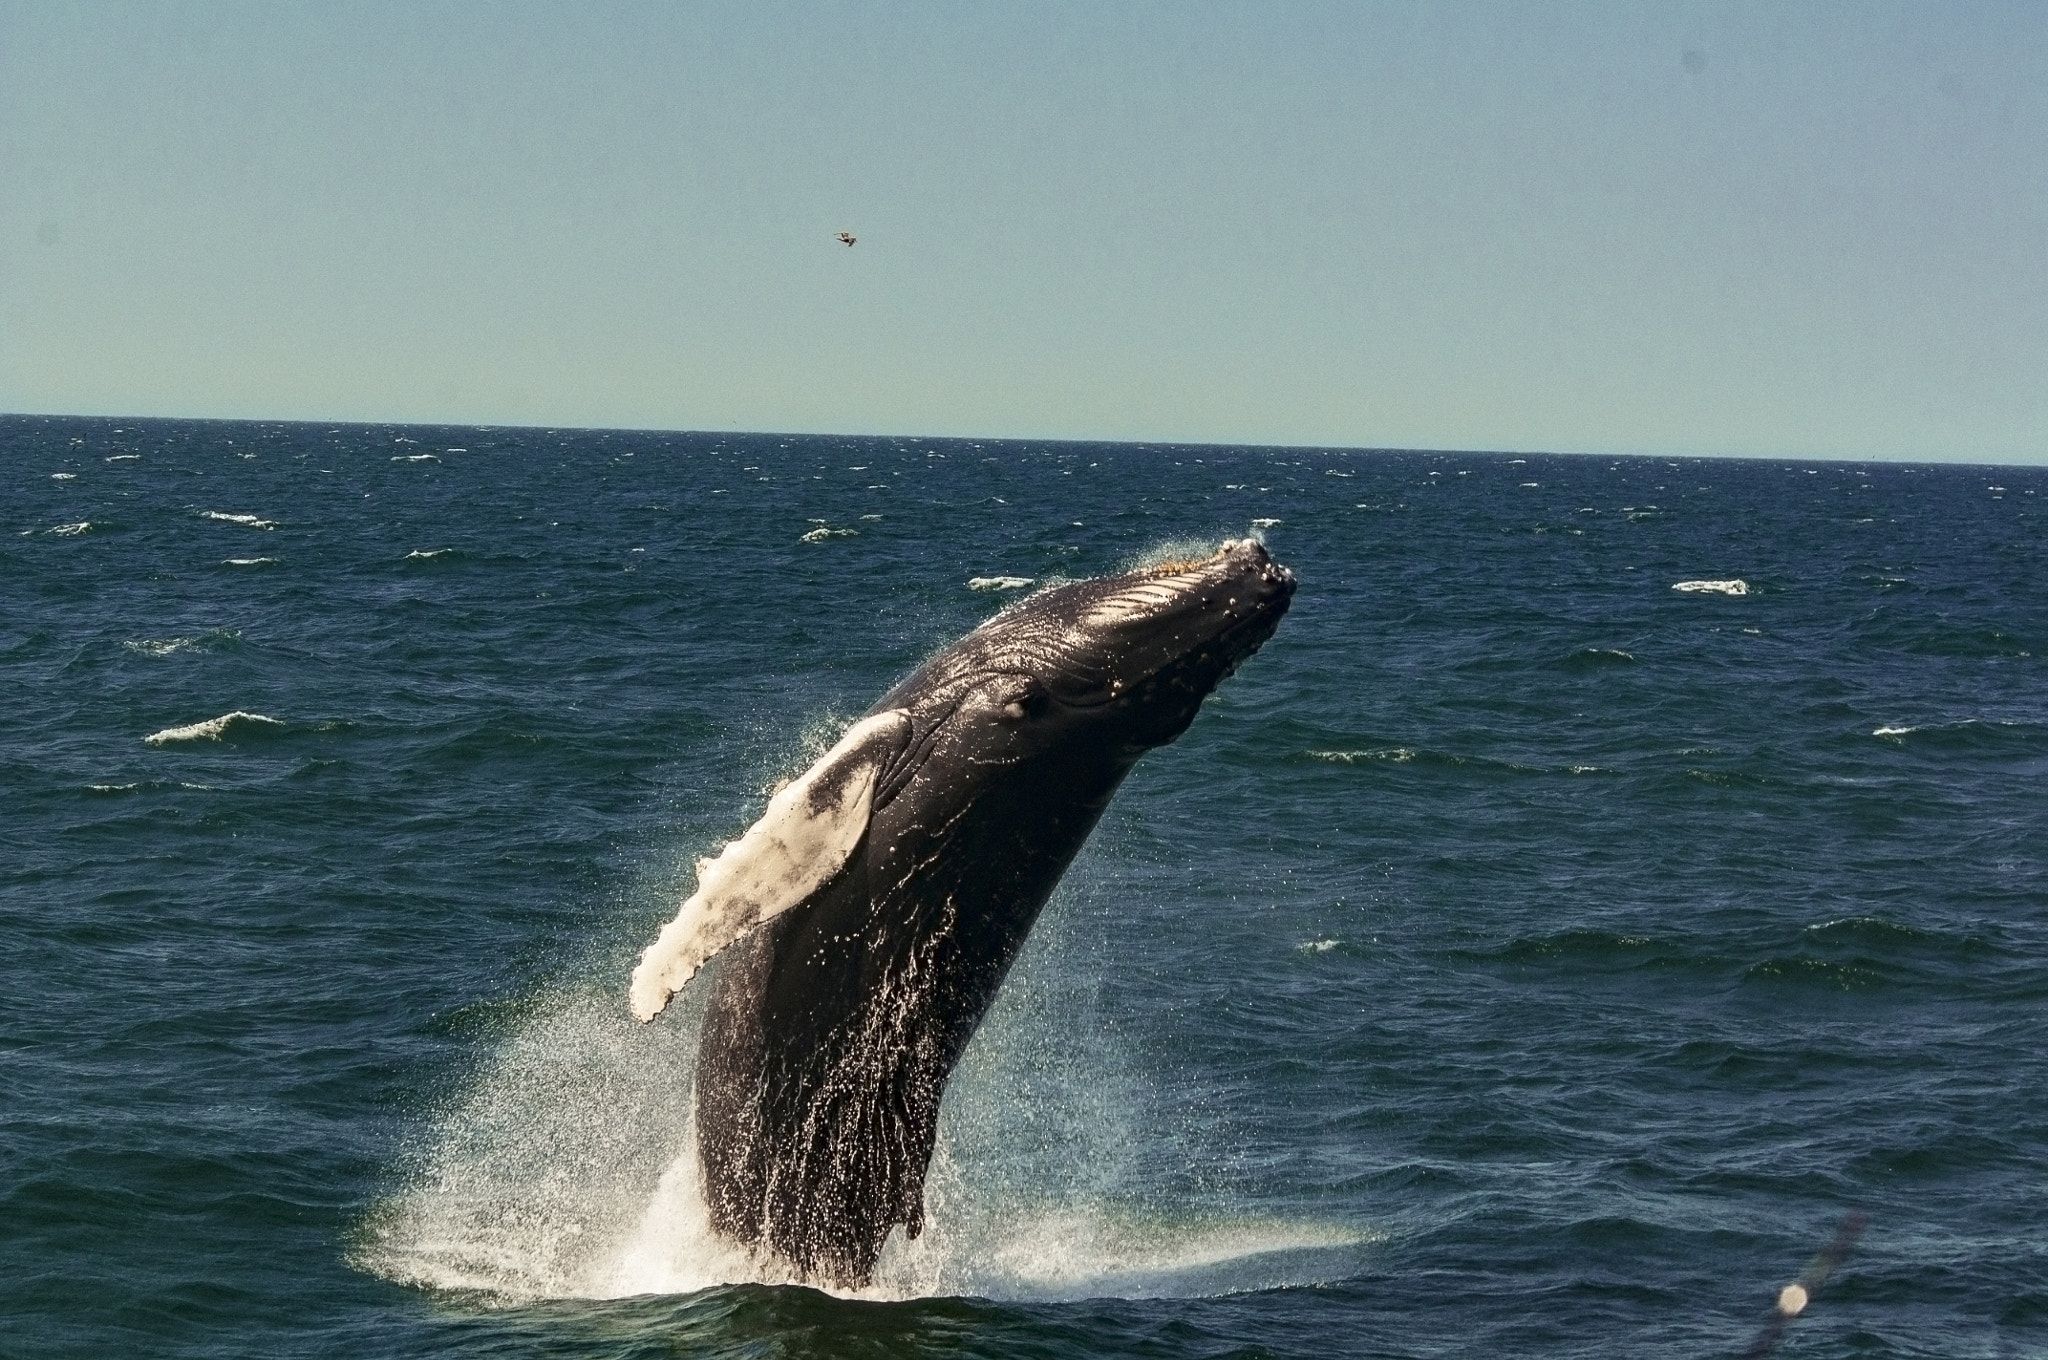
[1045,539,1293,719]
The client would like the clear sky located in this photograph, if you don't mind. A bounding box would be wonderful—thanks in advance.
[3,2,2043,461]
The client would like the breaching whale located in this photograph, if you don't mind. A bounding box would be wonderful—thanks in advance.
[630,537,1295,1287]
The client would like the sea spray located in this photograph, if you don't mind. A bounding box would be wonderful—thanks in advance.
[357,836,1365,1304]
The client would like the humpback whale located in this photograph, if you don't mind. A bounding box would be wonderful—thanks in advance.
[630,537,1295,1287]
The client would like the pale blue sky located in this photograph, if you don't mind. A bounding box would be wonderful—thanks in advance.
[3,2,2043,460]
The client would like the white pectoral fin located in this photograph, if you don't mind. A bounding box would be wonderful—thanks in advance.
[629,709,911,1022]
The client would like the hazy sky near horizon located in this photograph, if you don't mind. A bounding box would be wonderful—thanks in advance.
[3,2,2044,461]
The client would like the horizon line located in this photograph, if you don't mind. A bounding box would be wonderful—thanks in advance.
[3,408,2038,471]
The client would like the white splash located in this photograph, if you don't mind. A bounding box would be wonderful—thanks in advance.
[405,548,456,561]
[1250,518,1282,529]
[967,576,1035,592]
[52,472,77,481]
[363,845,1373,1306]
[143,711,284,746]
[200,511,277,530]
[1671,579,1748,595]
[1872,725,1917,738]
[799,526,859,543]
[223,557,277,567]
[47,521,92,536]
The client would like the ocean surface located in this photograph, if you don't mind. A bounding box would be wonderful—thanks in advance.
[3,416,2044,1359]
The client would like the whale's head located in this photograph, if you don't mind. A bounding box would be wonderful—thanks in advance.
[898,537,1296,755]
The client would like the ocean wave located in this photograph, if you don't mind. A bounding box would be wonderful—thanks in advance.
[1671,579,1748,595]
[51,471,76,480]
[1869,717,2038,747]
[798,526,858,543]
[1564,646,1635,667]
[404,548,457,562]
[968,576,1035,592]
[222,557,277,567]
[201,511,277,530]
[124,628,241,658]
[1742,957,1887,991]
[1489,929,1668,968]
[46,521,92,536]
[1301,746,1556,779]
[392,453,441,463]
[1250,518,1282,529]
[1307,747,1417,764]
[143,711,285,746]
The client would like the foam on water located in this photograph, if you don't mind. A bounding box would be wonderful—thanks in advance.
[1672,578,1749,595]
[143,711,285,746]
[967,576,1035,592]
[124,628,241,657]
[222,557,278,567]
[200,510,277,529]
[47,520,92,536]
[360,866,1369,1307]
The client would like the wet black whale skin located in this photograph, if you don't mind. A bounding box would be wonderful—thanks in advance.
[692,542,1295,1288]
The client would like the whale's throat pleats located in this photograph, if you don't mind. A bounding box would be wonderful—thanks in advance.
[694,740,1137,1287]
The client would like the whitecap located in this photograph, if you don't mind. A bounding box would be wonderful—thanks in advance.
[1308,748,1416,764]
[200,511,277,530]
[391,454,441,463]
[47,521,92,536]
[404,548,455,561]
[125,628,239,657]
[223,557,277,567]
[51,472,77,481]
[105,454,140,462]
[1250,518,1282,529]
[1872,725,1917,738]
[143,711,285,746]
[968,576,1035,592]
[799,526,858,543]
[1672,579,1748,595]
[1298,939,1342,953]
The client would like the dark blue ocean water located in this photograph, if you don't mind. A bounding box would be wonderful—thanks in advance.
[3,416,2044,1359]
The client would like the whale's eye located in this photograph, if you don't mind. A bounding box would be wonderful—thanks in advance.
[997,678,1044,721]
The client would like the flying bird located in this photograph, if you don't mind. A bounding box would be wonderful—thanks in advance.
[837,232,856,247]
